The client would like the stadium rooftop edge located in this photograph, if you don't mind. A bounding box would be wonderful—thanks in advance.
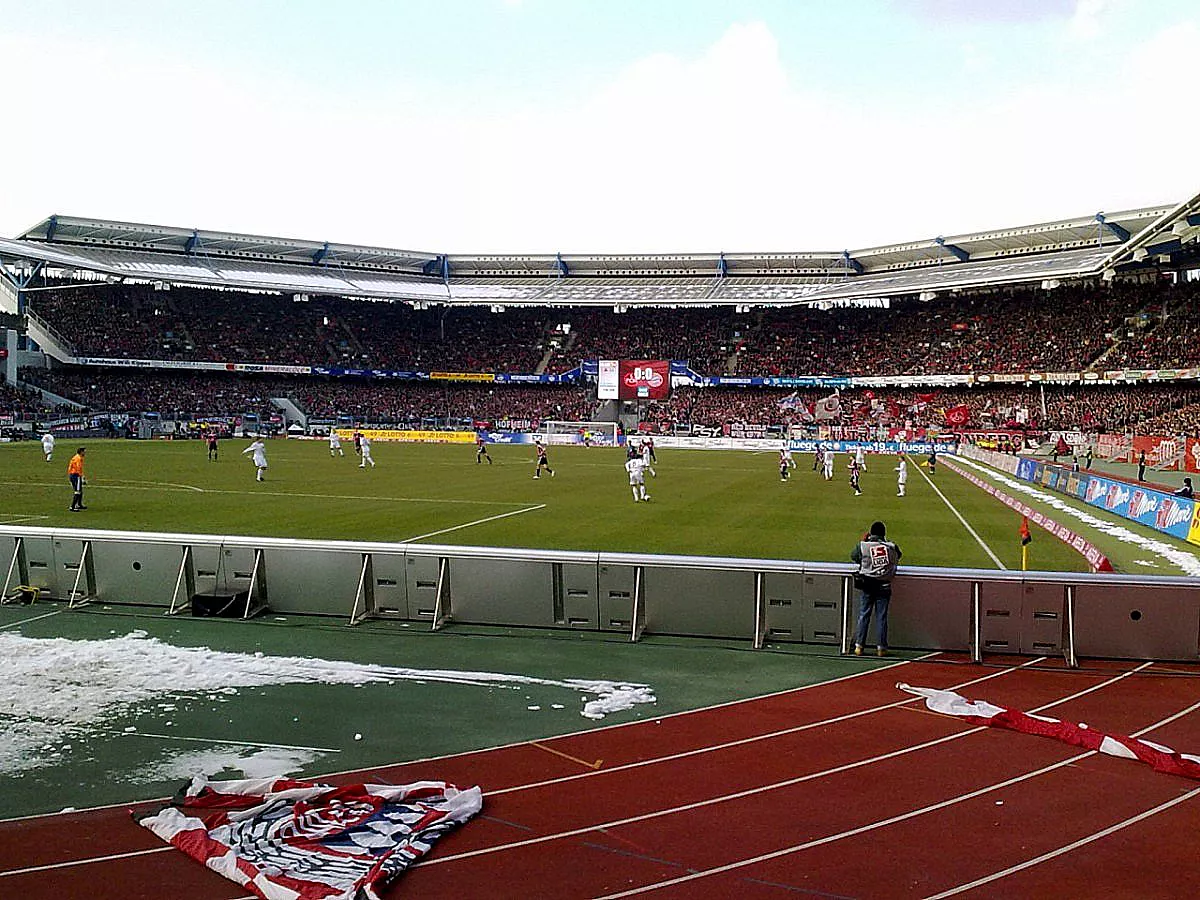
[1,189,1198,307]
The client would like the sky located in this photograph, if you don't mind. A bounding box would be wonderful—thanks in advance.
[0,0,1196,254]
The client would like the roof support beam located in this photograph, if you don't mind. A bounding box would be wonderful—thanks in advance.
[1094,213,1130,242]
[935,236,969,262]
[45,215,58,242]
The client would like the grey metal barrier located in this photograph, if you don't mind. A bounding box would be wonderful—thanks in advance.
[2,524,1199,665]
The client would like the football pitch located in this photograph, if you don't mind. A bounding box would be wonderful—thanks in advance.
[6,436,1195,575]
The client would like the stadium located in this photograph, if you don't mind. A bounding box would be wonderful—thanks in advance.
[4,3,1200,893]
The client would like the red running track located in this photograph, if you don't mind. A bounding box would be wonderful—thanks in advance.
[2,654,1198,899]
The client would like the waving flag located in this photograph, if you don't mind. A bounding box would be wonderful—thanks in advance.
[898,684,1200,781]
[814,390,841,421]
[139,775,483,900]
[944,404,970,426]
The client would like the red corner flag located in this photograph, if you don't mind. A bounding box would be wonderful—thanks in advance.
[1020,517,1032,545]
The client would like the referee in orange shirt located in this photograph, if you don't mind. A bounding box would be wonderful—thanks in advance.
[67,447,87,511]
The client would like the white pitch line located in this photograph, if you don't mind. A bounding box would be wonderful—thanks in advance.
[910,456,1006,569]
[106,479,205,493]
[401,504,547,543]
[102,730,342,753]
[0,480,521,506]
[0,514,51,524]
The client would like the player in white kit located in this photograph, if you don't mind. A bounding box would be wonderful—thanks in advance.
[625,456,650,502]
[640,441,657,478]
[42,431,55,462]
[896,456,908,497]
[242,438,268,482]
[359,435,376,468]
[329,430,344,457]
[822,448,835,480]
[854,445,867,471]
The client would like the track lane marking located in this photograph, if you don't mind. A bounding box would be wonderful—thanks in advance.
[0,655,1024,875]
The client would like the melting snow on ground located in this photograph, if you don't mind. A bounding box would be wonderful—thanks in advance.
[956,458,1200,576]
[0,630,656,776]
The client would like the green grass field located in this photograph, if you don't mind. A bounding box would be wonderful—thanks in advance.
[1,437,1197,574]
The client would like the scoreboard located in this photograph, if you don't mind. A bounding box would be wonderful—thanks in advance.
[597,359,671,400]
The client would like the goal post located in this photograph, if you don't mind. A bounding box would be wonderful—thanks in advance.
[537,420,620,447]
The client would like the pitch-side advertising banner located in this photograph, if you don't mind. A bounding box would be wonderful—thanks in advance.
[335,429,475,444]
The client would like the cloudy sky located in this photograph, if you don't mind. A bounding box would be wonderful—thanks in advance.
[0,0,1195,253]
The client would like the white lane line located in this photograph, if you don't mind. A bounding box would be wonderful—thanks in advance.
[425,663,1150,877]
[0,847,175,878]
[0,655,941,826]
[0,609,63,631]
[487,657,1049,799]
[101,730,342,754]
[922,693,1200,898]
[910,455,1006,569]
[0,655,1030,873]
[590,662,1155,897]
[401,504,547,543]
[924,784,1200,898]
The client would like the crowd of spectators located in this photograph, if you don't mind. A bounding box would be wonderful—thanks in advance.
[24,276,1198,380]
[0,377,74,420]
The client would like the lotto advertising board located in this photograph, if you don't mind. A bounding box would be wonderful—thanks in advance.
[617,360,671,400]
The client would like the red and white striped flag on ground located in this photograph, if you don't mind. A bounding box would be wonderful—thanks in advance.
[139,775,483,900]
[898,683,1200,781]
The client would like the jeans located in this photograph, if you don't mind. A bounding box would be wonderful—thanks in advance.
[855,586,891,649]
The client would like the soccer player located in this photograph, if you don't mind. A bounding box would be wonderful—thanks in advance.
[42,431,55,462]
[475,434,493,465]
[779,449,790,482]
[822,448,835,481]
[533,440,554,478]
[640,440,656,478]
[206,430,219,461]
[927,449,937,475]
[242,437,268,482]
[781,442,795,469]
[854,445,867,471]
[645,436,657,464]
[329,430,344,457]
[353,430,362,457]
[359,434,376,468]
[896,456,908,497]
[812,450,821,472]
[626,454,650,501]
[849,458,862,496]
[67,447,86,511]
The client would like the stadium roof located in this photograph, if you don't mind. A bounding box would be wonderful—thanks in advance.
[1,195,1197,307]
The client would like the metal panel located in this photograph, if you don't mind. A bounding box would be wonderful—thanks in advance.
[641,566,755,640]
[369,553,409,617]
[214,544,260,597]
[446,556,556,627]
[762,571,806,643]
[977,580,1022,655]
[1073,583,1200,661]
[800,572,845,645]
[405,554,443,621]
[887,575,973,651]
[597,564,637,632]
[262,547,367,616]
[20,536,59,597]
[1018,581,1065,655]
[89,540,187,608]
[560,563,599,630]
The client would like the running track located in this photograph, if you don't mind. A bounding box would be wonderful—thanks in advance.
[2,653,1198,899]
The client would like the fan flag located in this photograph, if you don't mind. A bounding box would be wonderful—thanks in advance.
[898,684,1200,781]
[944,404,970,426]
[138,775,483,900]
[1020,516,1032,545]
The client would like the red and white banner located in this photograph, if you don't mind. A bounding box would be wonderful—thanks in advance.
[814,391,842,421]
[944,404,970,427]
[898,683,1200,781]
[618,359,671,400]
[139,776,482,900]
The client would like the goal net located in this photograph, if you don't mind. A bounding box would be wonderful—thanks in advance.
[537,420,620,447]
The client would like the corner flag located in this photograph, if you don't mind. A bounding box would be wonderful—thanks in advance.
[1020,517,1032,545]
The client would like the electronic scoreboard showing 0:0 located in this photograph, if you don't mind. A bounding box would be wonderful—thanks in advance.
[597,359,671,400]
